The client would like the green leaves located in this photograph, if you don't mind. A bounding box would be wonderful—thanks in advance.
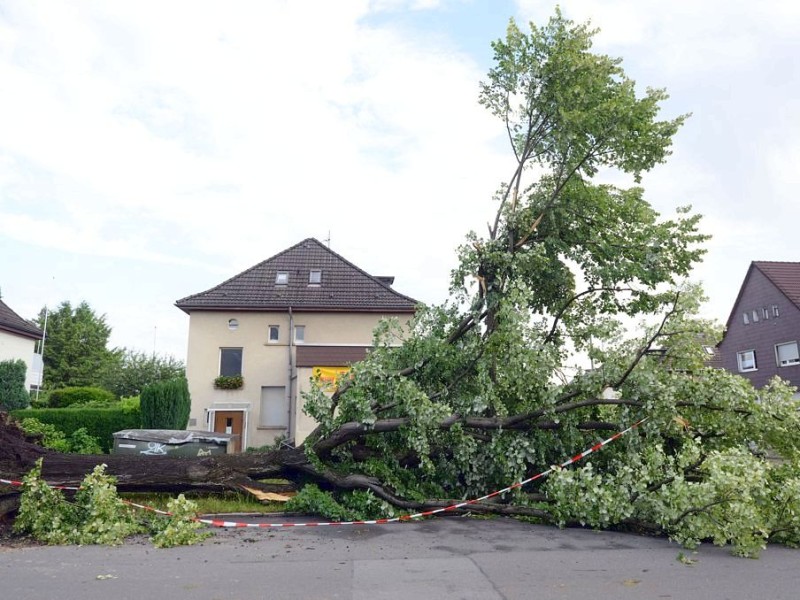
[15,460,209,548]
[15,460,141,545]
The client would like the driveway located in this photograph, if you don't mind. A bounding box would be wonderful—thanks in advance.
[1,516,796,599]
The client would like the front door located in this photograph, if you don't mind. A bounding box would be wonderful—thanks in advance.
[213,411,244,452]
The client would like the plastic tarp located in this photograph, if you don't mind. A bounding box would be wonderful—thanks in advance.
[112,429,234,446]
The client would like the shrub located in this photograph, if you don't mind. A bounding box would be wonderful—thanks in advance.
[14,459,209,547]
[0,359,30,410]
[19,418,72,452]
[140,377,191,430]
[48,386,116,408]
[11,406,141,453]
[18,416,118,454]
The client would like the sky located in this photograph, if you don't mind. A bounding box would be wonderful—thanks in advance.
[1,0,798,362]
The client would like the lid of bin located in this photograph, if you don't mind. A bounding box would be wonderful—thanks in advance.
[112,429,235,445]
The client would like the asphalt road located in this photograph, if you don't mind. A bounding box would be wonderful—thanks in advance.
[1,516,797,600]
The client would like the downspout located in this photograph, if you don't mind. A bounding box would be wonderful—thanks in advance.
[287,306,294,441]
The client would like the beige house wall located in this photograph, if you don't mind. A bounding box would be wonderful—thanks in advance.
[186,310,411,450]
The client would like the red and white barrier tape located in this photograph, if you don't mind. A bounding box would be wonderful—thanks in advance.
[1,417,647,529]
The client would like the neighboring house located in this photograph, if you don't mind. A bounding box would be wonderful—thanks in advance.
[717,261,800,392]
[175,238,418,451]
[0,296,44,391]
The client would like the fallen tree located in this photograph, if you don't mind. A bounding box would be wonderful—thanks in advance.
[2,11,800,556]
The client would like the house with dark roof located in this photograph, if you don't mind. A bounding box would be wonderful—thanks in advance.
[175,238,418,451]
[0,296,44,391]
[717,261,800,393]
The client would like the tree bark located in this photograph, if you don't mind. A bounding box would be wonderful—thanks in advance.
[0,413,304,515]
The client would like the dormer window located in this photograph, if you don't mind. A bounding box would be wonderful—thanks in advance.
[275,272,289,285]
[309,270,322,285]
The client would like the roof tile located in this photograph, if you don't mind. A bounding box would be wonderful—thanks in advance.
[175,238,418,313]
[753,261,800,309]
[0,298,43,340]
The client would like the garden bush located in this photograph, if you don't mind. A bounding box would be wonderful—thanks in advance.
[140,377,191,430]
[0,359,30,410]
[11,405,141,452]
[47,386,116,408]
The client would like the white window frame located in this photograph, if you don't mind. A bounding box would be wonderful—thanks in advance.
[752,309,759,323]
[737,350,757,372]
[294,324,305,344]
[743,312,750,325]
[268,325,280,343]
[275,272,289,285]
[309,270,322,285]
[775,341,800,367]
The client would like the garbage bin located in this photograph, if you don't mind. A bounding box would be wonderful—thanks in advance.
[112,429,237,457]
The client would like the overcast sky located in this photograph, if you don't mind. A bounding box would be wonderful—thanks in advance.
[1,0,798,361]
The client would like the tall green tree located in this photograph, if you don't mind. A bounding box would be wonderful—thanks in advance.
[102,350,185,398]
[35,301,122,390]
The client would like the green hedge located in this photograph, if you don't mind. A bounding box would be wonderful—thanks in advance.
[140,377,191,430]
[11,406,141,453]
[47,387,117,408]
[0,359,29,410]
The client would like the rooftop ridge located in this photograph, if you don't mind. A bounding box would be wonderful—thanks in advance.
[176,238,419,314]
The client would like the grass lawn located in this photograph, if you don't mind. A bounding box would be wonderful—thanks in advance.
[120,491,288,515]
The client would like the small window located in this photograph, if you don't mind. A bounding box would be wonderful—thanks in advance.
[743,312,750,325]
[220,348,243,376]
[268,325,280,342]
[227,318,239,331]
[309,270,322,285]
[275,272,289,285]
[762,307,769,320]
[737,350,757,372]
[752,309,759,323]
[775,342,800,367]
[773,304,780,317]
[294,325,305,344]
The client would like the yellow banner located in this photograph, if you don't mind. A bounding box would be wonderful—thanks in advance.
[312,366,350,391]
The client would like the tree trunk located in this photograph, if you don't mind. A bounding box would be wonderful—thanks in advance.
[0,413,304,517]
